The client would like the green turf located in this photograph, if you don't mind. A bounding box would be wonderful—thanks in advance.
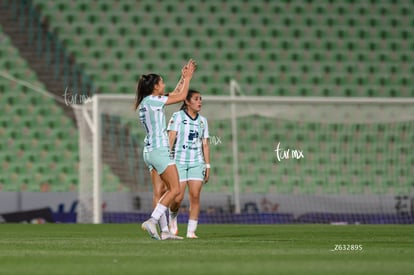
[0,224,413,275]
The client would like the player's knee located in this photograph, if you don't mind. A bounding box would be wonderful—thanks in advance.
[190,195,200,204]
[170,185,181,198]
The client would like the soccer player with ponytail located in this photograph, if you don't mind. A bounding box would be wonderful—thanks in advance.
[134,59,196,240]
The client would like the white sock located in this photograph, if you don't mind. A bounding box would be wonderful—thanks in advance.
[169,209,178,220]
[150,203,167,223]
[187,219,198,234]
[158,213,169,233]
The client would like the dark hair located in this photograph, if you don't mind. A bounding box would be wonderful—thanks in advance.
[134,73,161,110]
[180,89,200,110]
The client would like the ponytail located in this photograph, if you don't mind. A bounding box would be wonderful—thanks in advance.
[134,73,161,110]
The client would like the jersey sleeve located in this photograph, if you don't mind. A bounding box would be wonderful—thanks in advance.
[167,112,180,132]
[202,117,209,138]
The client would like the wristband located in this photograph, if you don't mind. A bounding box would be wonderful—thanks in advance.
[205,164,211,169]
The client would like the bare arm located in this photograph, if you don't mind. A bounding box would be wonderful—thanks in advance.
[202,138,210,183]
[171,75,185,95]
[166,59,197,105]
[168,130,177,152]
[166,77,189,105]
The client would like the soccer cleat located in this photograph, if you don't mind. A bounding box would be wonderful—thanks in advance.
[186,232,199,239]
[161,231,184,240]
[141,220,161,240]
[169,216,178,235]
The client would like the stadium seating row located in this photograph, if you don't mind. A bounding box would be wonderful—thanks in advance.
[31,0,414,96]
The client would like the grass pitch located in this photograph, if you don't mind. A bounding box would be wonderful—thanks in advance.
[0,224,413,275]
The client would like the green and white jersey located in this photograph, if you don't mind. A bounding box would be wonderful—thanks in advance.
[167,110,209,164]
[138,95,169,151]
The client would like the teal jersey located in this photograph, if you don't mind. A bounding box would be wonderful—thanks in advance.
[138,95,169,151]
[167,110,209,164]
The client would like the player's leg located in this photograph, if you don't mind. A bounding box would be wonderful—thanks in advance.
[141,148,161,239]
[158,164,184,240]
[169,163,188,235]
[150,170,169,235]
[186,163,204,238]
[158,164,181,204]
[142,147,181,240]
[186,180,203,238]
[169,180,187,235]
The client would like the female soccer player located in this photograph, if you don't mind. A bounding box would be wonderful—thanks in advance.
[135,59,197,240]
[167,89,210,238]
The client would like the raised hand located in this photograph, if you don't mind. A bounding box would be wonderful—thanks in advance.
[182,59,197,79]
[187,59,197,72]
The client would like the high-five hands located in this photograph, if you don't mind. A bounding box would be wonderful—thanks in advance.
[182,59,197,79]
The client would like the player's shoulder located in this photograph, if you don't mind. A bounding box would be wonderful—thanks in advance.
[172,110,185,118]
[147,95,168,104]
[169,110,184,124]
[198,114,208,122]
